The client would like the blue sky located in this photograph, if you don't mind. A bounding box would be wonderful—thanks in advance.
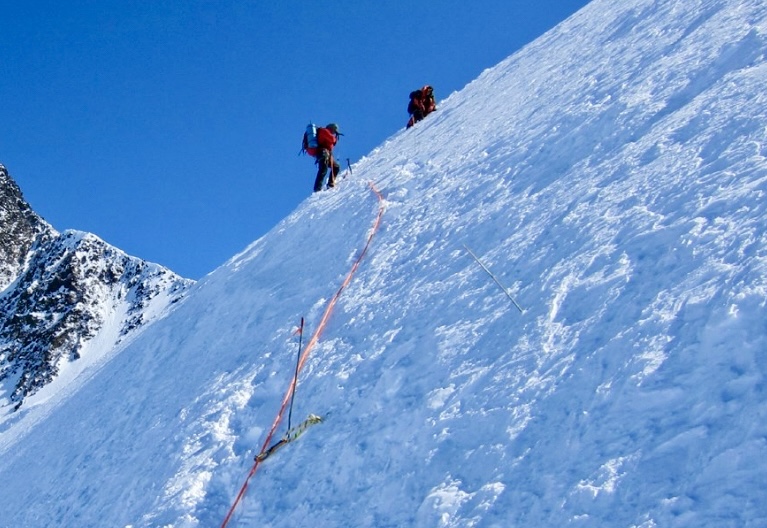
[1,0,591,279]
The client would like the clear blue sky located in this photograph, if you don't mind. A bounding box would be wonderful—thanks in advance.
[1,0,591,279]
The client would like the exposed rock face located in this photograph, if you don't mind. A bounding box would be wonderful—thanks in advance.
[0,164,48,291]
[0,164,193,410]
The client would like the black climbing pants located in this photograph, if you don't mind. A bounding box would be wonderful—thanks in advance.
[314,149,341,192]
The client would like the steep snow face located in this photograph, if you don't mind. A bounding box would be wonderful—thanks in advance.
[1,0,767,527]
[0,168,193,411]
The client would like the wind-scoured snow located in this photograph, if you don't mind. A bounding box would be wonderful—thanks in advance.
[1,0,766,526]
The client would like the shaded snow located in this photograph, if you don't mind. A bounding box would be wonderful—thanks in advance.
[1,0,767,526]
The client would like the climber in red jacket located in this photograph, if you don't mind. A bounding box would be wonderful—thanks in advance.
[406,85,436,128]
[304,123,342,192]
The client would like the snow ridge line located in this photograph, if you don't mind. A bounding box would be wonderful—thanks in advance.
[220,181,386,528]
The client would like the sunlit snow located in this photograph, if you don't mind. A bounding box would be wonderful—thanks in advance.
[1,0,766,526]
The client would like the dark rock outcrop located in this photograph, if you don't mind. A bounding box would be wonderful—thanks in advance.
[0,165,193,410]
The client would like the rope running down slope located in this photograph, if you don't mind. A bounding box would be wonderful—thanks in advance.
[220,181,386,527]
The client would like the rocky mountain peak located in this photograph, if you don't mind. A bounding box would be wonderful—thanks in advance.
[0,164,194,410]
[0,163,50,291]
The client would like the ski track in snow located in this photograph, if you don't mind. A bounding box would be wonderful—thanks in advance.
[2,0,767,526]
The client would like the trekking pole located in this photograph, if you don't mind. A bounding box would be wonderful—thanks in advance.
[287,317,305,431]
[345,158,352,179]
[464,244,524,313]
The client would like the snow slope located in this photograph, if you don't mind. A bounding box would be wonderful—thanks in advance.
[1,0,767,526]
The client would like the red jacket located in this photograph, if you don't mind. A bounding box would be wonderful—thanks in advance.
[316,127,337,152]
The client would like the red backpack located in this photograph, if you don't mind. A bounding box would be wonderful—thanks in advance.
[420,85,436,114]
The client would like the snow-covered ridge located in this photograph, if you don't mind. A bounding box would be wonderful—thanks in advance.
[0,168,193,412]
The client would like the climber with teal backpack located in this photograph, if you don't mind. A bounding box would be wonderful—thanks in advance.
[301,122,343,192]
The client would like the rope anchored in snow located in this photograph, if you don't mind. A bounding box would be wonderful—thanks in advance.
[253,321,321,464]
[255,414,324,462]
[220,181,385,528]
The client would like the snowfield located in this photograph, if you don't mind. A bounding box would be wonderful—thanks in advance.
[1,0,766,526]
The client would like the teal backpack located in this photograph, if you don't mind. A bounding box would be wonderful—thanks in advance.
[301,123,319,155]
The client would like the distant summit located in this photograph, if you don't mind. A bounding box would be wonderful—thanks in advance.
[0,163,48,290]
[0,164,193,410]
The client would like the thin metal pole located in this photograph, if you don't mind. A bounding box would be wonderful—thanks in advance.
[464,244,524,313]
[287,317,304,431]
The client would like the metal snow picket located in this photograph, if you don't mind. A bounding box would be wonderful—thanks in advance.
[220,182,385,528]
[464,244,524,313]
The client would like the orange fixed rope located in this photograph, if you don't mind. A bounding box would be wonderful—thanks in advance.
[220,181,385,528]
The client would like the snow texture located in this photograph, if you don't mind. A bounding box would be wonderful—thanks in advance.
[1,0,767,526]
